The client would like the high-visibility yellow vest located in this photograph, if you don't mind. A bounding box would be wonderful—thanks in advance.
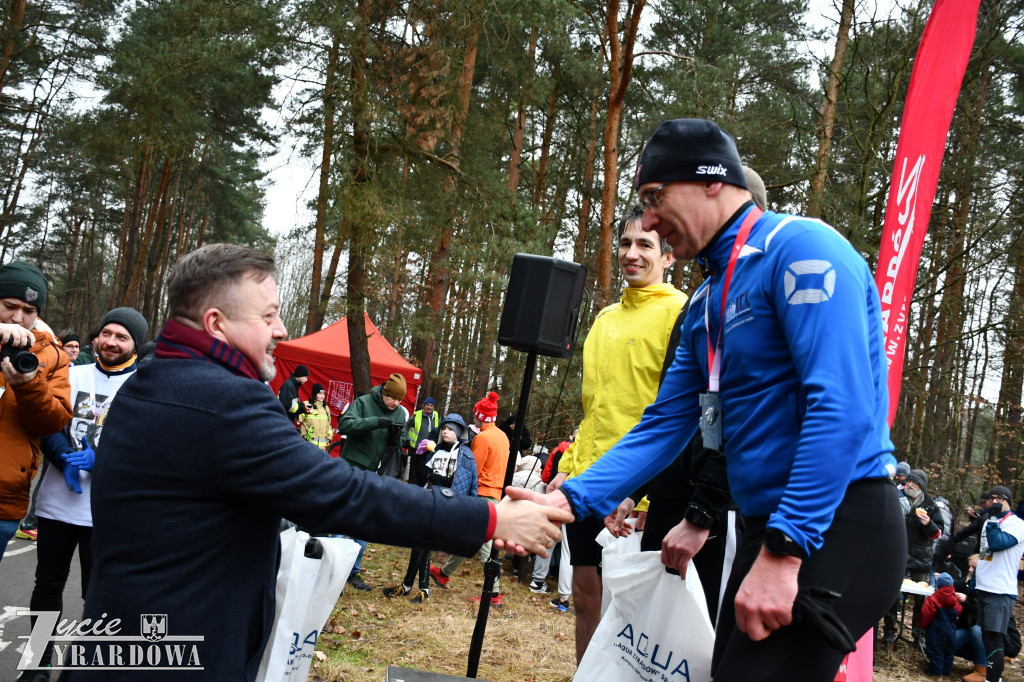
[408,409,439,448]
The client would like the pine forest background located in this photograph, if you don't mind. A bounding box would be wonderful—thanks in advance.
[3,0,1024,512]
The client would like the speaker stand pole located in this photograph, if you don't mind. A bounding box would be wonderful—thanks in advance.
[466,350,537,678]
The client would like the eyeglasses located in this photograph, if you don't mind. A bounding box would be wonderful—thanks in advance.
[640,182,672,210]
[989,495,1006,502]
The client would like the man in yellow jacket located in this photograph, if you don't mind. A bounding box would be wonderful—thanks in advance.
[548,206,687,662]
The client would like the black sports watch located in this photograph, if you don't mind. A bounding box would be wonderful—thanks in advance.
[763,528,806,559]
[683,506,716,530]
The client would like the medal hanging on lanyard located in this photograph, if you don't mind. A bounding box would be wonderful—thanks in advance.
[699,208,763,452]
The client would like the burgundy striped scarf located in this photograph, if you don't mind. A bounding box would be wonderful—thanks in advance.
[155,319,260,381]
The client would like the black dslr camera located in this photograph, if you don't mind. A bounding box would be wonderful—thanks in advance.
[0,342,38,373]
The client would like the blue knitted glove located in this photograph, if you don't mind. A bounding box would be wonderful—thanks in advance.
[63,463,82,494]
[65,436,96,472]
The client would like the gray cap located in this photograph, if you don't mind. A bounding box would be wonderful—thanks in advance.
[742,166,767,211]
[896,462,911,477]
[99,307,148,350]
[987,485,1012,503]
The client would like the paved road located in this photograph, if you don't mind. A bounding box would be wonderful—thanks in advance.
[0,533,85,680]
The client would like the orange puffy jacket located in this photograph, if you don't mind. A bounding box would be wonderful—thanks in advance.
[0,325,71,520]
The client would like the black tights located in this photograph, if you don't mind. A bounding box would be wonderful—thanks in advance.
[401,549,430,591]
[983,629,1004,682]
[30,517,93,666]
[712,480,906,682]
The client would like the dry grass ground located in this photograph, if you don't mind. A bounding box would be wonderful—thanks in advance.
[308,543,1024,682]
[309,544,578,681]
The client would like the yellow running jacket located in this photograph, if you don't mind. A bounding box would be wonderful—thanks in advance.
[559,282,687,480]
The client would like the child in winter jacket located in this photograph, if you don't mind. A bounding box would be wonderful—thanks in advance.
[920,572,963,676]
[382,413,477,603]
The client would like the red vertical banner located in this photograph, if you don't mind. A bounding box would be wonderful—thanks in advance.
[875,0,981,426]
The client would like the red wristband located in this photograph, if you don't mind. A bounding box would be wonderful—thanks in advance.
[485,503,497,540]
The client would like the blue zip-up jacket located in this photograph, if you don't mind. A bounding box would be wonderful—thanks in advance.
[560,203,896,556]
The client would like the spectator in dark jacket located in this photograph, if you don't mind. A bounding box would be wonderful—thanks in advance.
[882,468,943,646]
[499,414,532,456]
[277,365,309,419]
[921,572,962,676]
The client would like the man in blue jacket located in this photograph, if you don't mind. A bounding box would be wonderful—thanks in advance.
[41,244,571,682]
[509,119,905,681]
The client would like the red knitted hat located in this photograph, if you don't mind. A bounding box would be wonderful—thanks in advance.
[474,391,499,423]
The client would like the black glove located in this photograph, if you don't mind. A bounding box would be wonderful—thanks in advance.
[377,417,394,429]
[988,502,1005,518]
[791,587,856,653]
[934,536,953,559]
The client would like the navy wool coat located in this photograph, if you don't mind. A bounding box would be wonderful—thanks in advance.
[63,359,491,681]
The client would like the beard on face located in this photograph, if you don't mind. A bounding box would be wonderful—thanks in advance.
[257,341,279,383]
[98,345,134,366]
[259,356,276,383]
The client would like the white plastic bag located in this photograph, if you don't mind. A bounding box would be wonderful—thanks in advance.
[596,518,642,617]
[574,550,715,682]
[256,528,360,681]
[595,517,643,556]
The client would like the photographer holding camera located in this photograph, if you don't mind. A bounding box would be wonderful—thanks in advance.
[0,261,72,562]
[337,372,410,591]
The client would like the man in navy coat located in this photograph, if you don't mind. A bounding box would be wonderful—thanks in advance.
[45,244,569,682]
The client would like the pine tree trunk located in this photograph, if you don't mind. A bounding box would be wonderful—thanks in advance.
[346,0,373,395]
[596,0,644,308]
[507,27,537,194]
[411,19,479,400]
[532,67,559,212]
[306,31,341,335]
[919,65,990,465]
[994,236,1024,483]
[807,0,854,218]
[0,0,26,99]
[123,155,173,307]
[575,85,600,265]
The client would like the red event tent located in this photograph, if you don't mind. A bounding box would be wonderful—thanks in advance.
[269,313,422,424]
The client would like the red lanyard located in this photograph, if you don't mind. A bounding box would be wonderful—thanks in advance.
[706,207,763,391]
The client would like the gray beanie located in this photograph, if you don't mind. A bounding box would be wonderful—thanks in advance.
[906,469,928,490]
[99,307,148,349]
[896,462,911,477]
[987,485,1013,503]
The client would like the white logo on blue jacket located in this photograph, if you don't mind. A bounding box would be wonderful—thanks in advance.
[784,260,835,304]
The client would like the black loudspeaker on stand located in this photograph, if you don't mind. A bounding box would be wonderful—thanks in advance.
[498,254,587,359]
[466,254,586,679]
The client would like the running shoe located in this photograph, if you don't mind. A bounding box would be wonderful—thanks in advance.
[549,597,569,613]
[528,579,552,594]
[428,564,449,589]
